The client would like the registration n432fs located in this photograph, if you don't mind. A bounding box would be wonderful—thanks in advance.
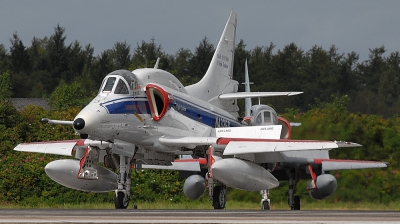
[14,11,387,210]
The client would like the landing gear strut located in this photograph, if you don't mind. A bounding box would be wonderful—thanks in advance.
[207,175,226,209]
[115,155,131,209]
[260,189,270,210]
[288,169,300,210]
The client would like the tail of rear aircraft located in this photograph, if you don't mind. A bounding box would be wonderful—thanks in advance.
[185,10,238,117]
[243,59,253,117]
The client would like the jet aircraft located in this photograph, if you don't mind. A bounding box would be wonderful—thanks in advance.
[14,11,387,210]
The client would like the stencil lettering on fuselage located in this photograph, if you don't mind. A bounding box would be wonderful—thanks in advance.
[217,54,229,69]
[215,116,230,128]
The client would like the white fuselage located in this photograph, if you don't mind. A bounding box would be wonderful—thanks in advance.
[73,69,241,153]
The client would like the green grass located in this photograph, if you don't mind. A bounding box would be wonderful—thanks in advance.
[1,200,399,210]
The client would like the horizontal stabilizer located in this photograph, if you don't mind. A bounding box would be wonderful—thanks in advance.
[142,161,201,171]
[219,92,303,100]
[222,139,361,155]
[13,140,83,156]
[314,159,388,171]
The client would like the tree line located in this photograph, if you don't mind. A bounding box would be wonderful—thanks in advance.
[1,25,399,117]
[0,22,399,205]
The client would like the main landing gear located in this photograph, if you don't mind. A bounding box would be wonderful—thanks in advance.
[212,185,226,209]
[115,155,131,209]
[208,176,226,209]
[288,169,300,210]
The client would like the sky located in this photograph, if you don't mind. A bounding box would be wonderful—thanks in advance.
[1,0,400,62]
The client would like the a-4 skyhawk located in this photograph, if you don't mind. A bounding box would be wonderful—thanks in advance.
[14,10,387,210]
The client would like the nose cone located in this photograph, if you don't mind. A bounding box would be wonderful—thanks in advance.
[73,108,98,135]
[73,118,85,130]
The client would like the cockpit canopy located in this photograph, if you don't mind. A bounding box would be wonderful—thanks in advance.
[249,105,278,126]
[99,70,143,96]
[98,69,188,97]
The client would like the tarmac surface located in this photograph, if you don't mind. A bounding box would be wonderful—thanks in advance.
[0,209,399,223]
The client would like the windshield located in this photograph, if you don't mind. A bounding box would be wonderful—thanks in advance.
[102,77,116,92]
[98,70,145,96]
[263,111,271,123]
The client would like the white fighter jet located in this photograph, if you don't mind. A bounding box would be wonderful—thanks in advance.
[14,11,387,210]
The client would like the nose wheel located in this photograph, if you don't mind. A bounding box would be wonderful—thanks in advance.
[260,189,270,210]
[115,191,130,209]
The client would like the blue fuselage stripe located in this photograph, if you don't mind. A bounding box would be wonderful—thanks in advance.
[173,96,240,127]
[101,97,240,127]
[102,97,151,114]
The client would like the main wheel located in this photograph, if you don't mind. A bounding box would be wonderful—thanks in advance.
[115,191,129,209]
[261,201,270,210]
[212,185,226,209]
[293,195,300,210]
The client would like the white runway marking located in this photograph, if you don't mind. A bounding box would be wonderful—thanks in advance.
[0,210,399,223]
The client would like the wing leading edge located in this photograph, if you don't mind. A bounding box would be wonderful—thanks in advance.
[14,139,84,156]
[219,92,303,100]
[219,138,361,155]
[314,159,388,171]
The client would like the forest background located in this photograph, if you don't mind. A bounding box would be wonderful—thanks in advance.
[0,25,399,208]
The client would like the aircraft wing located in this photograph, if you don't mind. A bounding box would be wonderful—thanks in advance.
[14,139,84,156]
[314,159,388,171]
[219,92,303,100]
[221,139,361,155]
[158,136,360,155]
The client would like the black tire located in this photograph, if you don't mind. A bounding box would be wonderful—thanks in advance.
[261,201,270,210]
[293,195,300,210]
[115,191,129,209]
[212,186,226,209]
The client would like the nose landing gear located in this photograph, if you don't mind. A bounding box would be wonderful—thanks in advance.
[115,155,131,209]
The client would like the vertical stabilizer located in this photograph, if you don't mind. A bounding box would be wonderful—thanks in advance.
[243,59,253,117]
[186,11,238,117]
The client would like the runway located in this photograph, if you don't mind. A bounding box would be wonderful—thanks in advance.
[0,209,400,223]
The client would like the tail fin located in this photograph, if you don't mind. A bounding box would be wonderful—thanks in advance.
[154,58,160,69]
[243,59,253,117]
[186,11,238,116]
